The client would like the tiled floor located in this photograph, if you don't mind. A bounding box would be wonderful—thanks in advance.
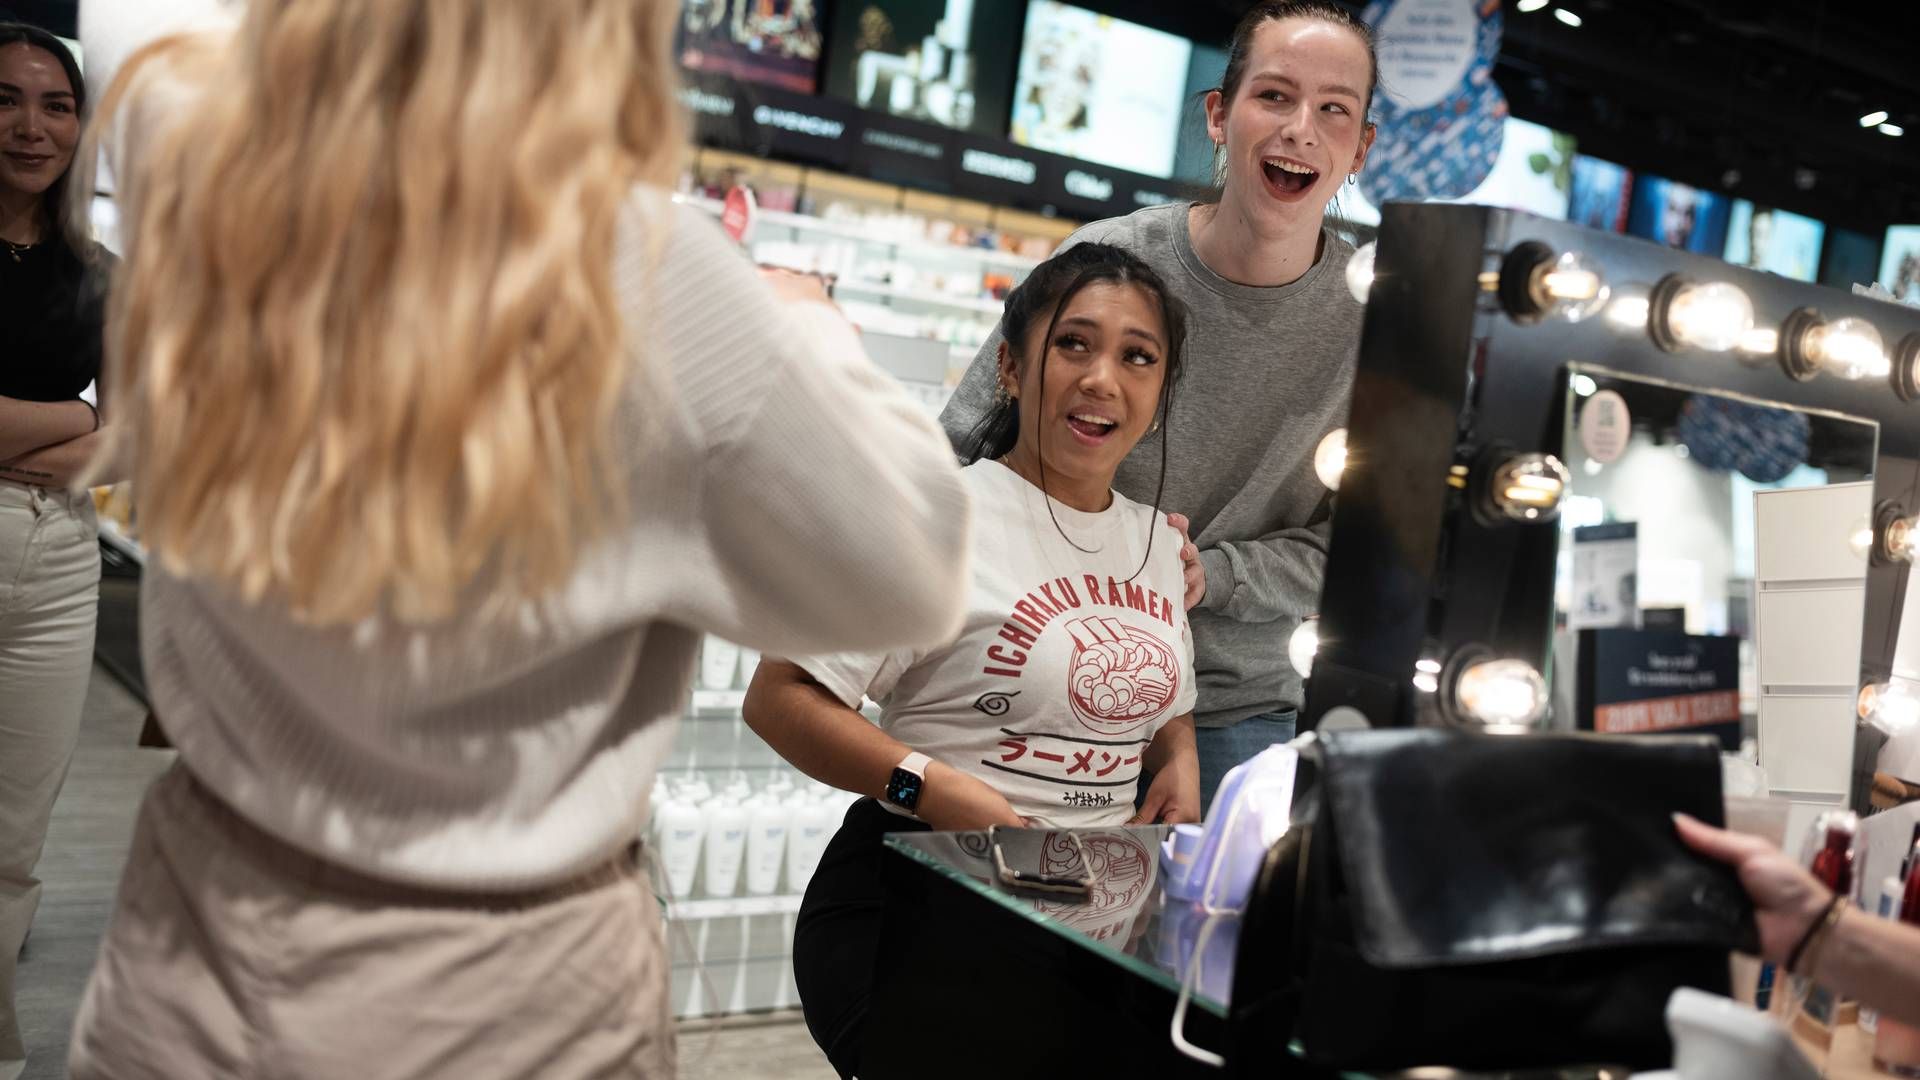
[16,665,833,1079]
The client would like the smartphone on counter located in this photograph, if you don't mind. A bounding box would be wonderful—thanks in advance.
[989,826,1095,898]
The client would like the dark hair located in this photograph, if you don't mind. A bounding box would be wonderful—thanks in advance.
[0,23,88,260]
[1220,1,1378,122]
[964,242,1190,577]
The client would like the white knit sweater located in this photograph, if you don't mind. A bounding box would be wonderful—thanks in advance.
[87,1,971,891]
[136,195,971,889]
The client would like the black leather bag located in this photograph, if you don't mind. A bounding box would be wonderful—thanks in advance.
[1229,729,1757,1073]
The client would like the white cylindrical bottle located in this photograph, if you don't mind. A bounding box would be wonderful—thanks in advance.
[703,795,751,898]
[700,637,741,690]
[744,796,790,896]
[654,797,706,900]
[787,796,839,891]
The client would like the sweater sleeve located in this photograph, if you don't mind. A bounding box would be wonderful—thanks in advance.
[1195,492,1333,623]
[652,204,972,658]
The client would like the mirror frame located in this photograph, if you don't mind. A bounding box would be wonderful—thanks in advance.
[1305,203,1920,810]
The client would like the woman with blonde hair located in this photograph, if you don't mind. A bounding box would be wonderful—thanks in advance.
[70,2,971,1076]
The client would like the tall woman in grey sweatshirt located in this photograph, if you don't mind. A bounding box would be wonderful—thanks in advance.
[941,1,1380,807]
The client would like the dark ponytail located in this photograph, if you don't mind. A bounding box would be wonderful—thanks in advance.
[963,242,1189,579]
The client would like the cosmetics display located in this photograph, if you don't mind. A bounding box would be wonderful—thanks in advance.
[658,634,872,1018]
[1875,837,1920,1075]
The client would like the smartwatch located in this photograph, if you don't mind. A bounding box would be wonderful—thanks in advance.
[886,752,932,816]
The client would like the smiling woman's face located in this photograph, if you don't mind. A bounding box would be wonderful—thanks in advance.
[1000,281,1171,495]
[0,42,79,202]
[1208,17,1374,229]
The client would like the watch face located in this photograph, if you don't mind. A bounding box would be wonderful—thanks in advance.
[887,766,924,811]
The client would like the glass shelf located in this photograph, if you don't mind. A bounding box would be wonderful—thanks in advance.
[884,826,1239,1020]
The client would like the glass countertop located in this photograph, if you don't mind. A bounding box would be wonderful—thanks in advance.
[884,825,1241,1020]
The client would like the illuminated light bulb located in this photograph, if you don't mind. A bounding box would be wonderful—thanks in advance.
[1288,617,1320,679]
[1662,281,1754,352]
[1806,317,1889,381]
[1415,658,1443,674]
[1848,515,1877,562]
[1570,374,1598,397]
[1412,672,1440,694]
[1860,110,1891,128]
[1604,291,1651,331]
[1314,428,1349,491]
[1737,327,1779,355]
[1454,658,1549,732]
[1882,123,1906,137]
[1517,0,1547,9]
[1490,453,1571,522]
[1553,7,1582,27]
[1889,514,1918,563]
[1860,682,1920,735]
[1527,250,1610,322]
[1346,241,1376,303]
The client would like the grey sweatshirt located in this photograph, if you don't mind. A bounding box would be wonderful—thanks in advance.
[940,202,1362,729]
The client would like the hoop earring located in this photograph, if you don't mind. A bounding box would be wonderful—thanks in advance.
[1346,172,1358,186]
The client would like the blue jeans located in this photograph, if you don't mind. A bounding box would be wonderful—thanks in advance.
[1195,710,1297,818]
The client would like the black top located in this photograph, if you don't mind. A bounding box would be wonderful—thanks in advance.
[2,238,109,402]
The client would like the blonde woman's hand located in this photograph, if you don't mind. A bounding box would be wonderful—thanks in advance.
[916,761,1025,832]
[1674,813,1833,964]
[759,266,837,309]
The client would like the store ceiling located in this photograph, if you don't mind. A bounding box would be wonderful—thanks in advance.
[8,0,1915,229]
[1120,0,1920,234]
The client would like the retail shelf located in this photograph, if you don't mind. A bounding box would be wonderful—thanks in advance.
[832,279,1006,315]
[689,688,747,714]
[667,894,804,920]
[756,209,1042,271]
[97,517,146,566]
[672,193,1041,272]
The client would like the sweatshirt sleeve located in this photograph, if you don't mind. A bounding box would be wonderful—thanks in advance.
[652,203,971,659]
[1195,492,1333,623]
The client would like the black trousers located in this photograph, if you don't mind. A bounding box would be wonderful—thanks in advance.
[792,798,930,1079]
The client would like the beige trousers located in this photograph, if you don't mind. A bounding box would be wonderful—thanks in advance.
[70,765,674,1079]
[0,482,99,1080]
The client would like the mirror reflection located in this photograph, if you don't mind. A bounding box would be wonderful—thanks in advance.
[1550,368,1878,830]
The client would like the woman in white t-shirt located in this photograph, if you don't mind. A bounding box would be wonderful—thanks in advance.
[743,242,1198,1077]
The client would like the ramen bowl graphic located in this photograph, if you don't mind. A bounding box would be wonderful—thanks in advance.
[1065,616,1180,735]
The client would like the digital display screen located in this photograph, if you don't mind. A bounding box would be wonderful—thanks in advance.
[1723,201,1825,283]
[1169,43,1227,187]
[1817,227,1883,292]
[1568,155,1632,233]
[676,0,824,94]
[1336,118,1576,226]
[1880,225,1920,303]
[822,0,1024,137]
[1625,176,1733,255]
[1008,2,1194,179]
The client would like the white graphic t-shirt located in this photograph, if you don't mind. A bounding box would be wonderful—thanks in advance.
[798,460,1197,827]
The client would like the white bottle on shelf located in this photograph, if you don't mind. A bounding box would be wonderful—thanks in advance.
[786,795,839,892]
[700,637,741,691]
[703,793,751,898]
[655,795,706,900]
[744,795,790,896]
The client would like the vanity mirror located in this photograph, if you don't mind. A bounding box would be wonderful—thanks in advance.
[1306,203,1920,822]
